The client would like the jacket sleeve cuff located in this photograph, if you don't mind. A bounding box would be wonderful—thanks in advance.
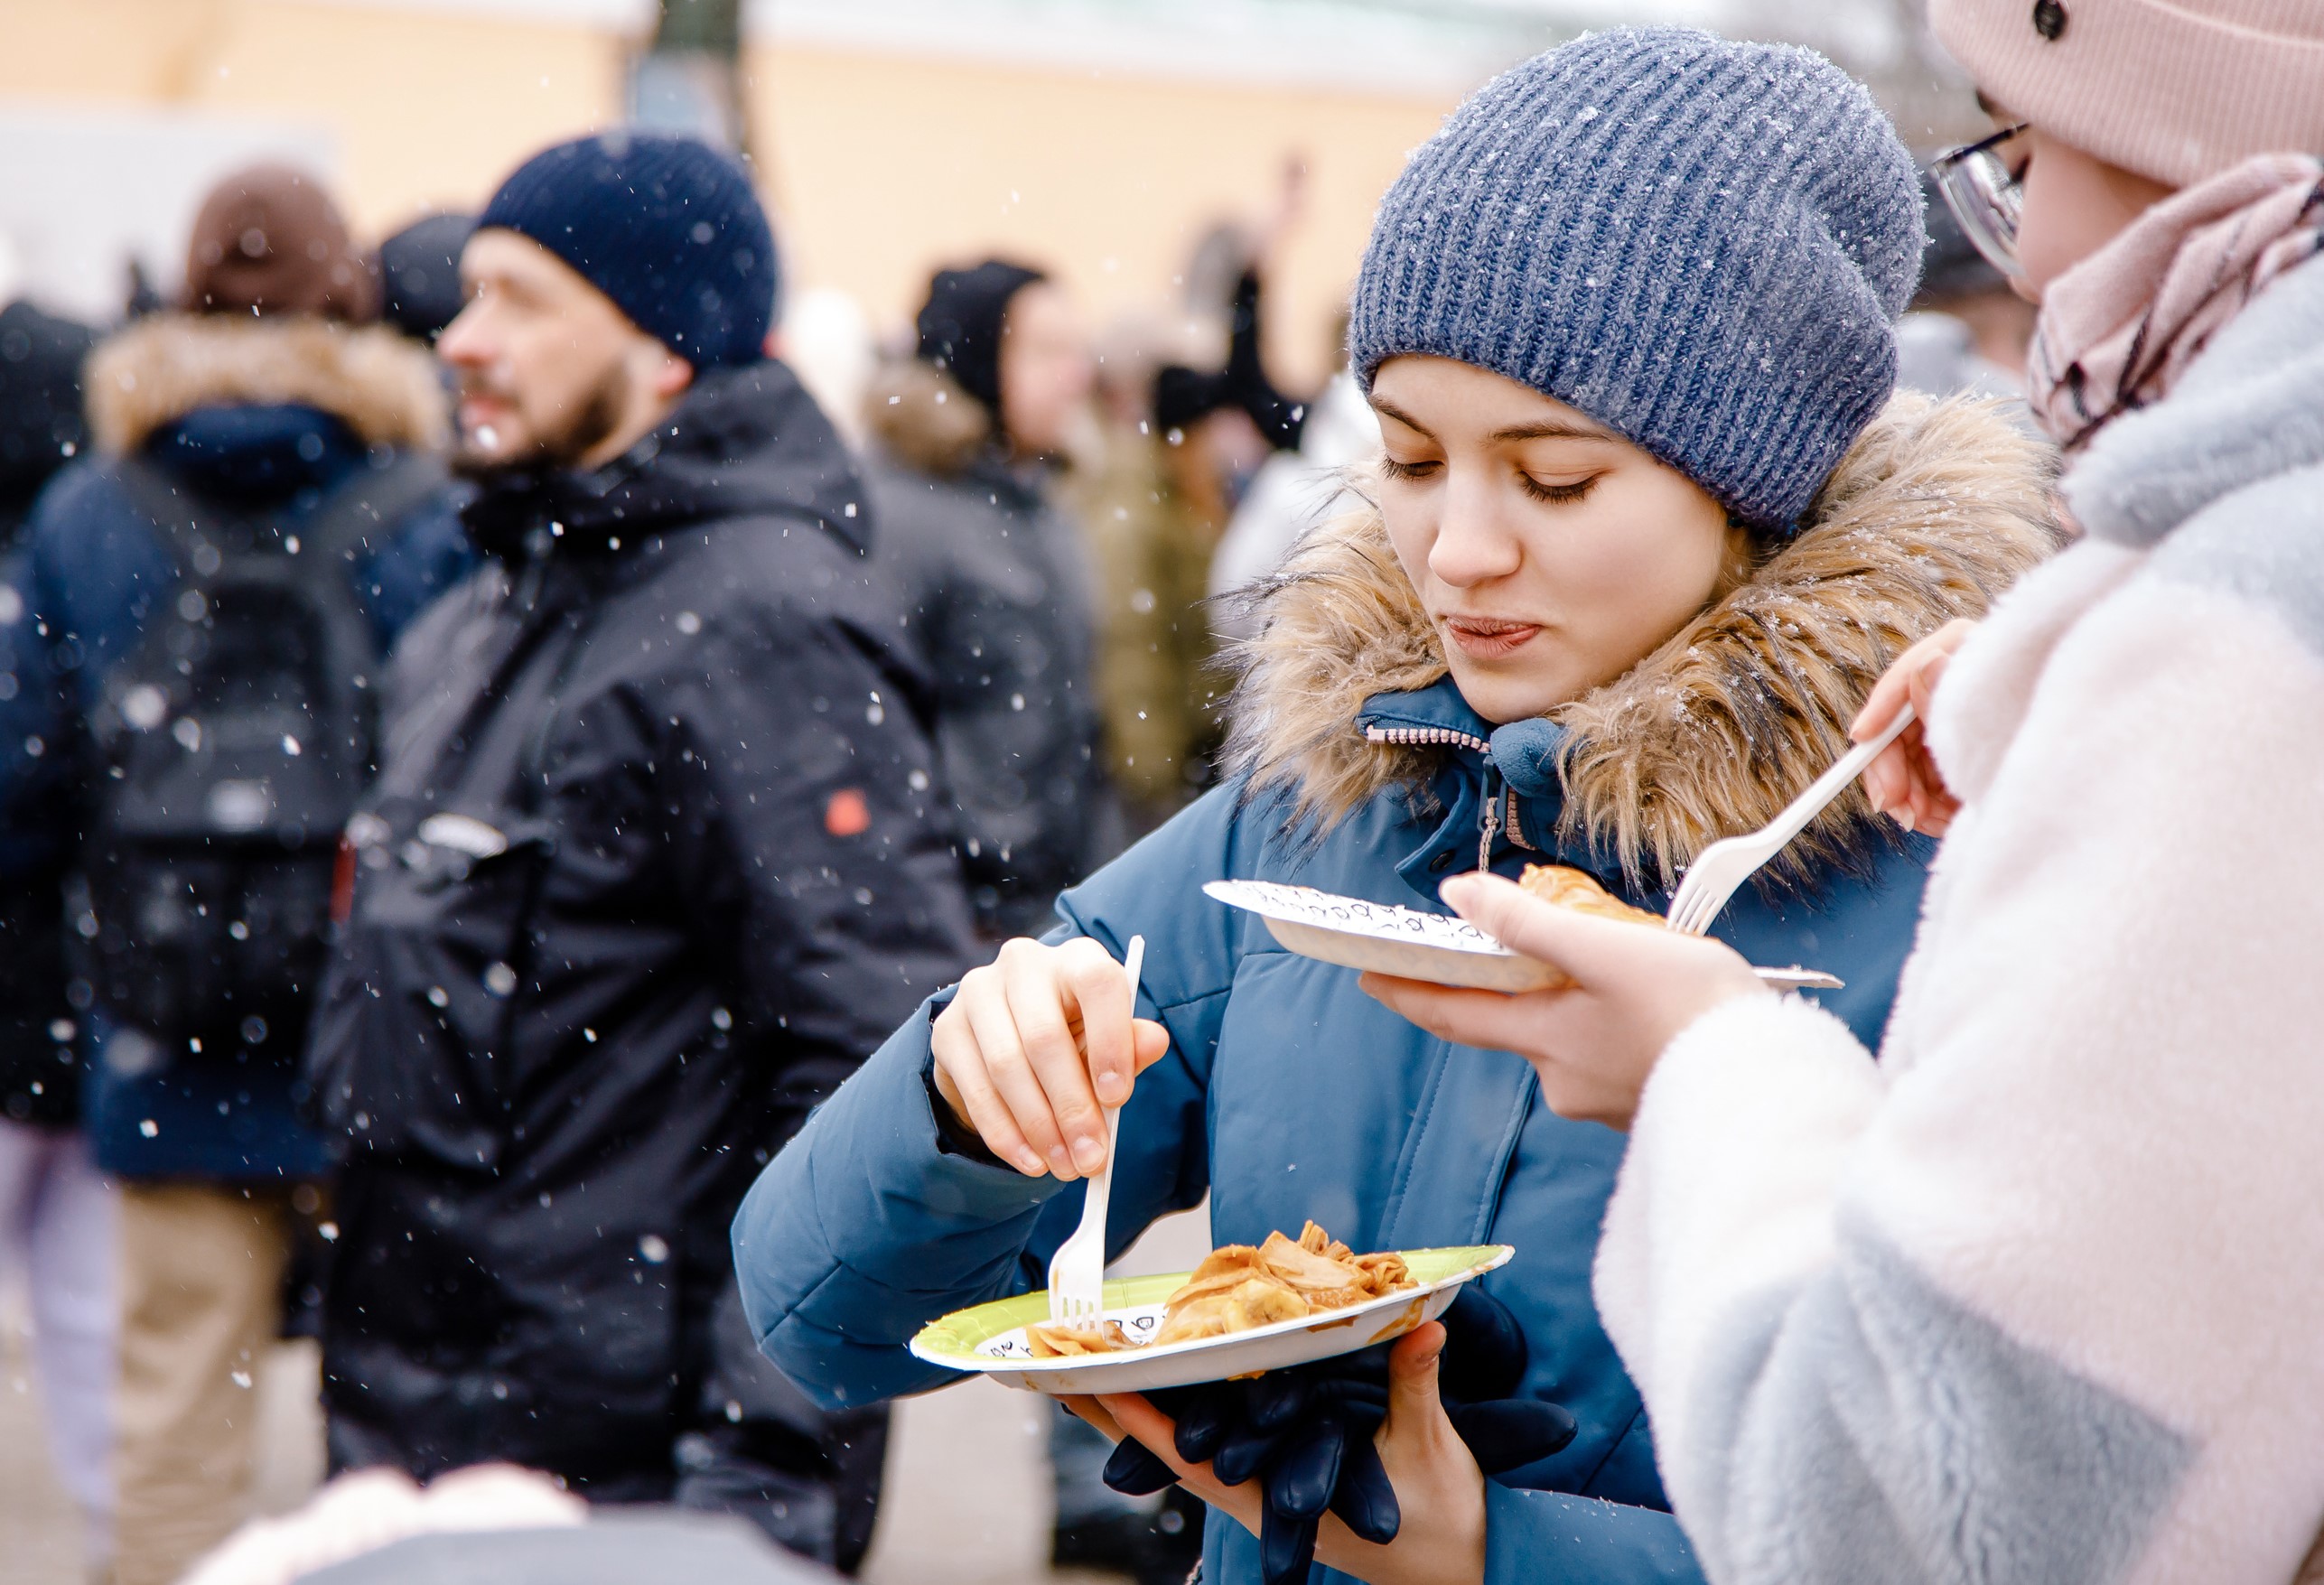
[924,1059,1011,1169]
[879,995,1065,1213]
[1483,1485,1704,1585]
[915,982,1018,1172]
[734,997,1069,1396]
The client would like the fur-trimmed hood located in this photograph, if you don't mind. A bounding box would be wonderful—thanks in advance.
[1225,392,2059,889]
[862,356,993,478]
[84,312,448,457]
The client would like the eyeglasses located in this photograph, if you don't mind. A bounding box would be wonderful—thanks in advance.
[1930,123,2030,283]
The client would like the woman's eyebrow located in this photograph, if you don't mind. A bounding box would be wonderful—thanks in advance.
[1489,419,1610,443]
[1369,397,1434,438]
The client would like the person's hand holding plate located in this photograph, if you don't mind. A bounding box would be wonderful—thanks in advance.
[1360,872,1767,1130]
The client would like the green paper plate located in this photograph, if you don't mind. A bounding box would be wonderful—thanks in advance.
[910,1244,1512,1395]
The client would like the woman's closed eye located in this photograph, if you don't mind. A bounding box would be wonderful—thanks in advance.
[1380,454,1442,482]
[1517,471,1598,505]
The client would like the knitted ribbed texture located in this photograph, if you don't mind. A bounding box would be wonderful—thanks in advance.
[1349,28,1922,533]
[479,132,777,368]
[1931,0,2324,190]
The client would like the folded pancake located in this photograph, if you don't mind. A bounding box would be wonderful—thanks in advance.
[1151,1276,1310,1346]
[1515,863,1666,928]
[1024,1221,1416,1357]
[1507,865,1665,990]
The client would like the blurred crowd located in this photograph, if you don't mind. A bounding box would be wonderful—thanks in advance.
[0,130,1378,1585]
[0,59,2044,1585]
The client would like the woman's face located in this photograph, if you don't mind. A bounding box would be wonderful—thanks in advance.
[1371,355,1744,725]
[1996,115,2175,300]
[999,283,1095,459]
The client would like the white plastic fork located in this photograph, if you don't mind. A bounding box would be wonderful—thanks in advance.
[1664,704,1918,937]
[1046,934,1147,1324]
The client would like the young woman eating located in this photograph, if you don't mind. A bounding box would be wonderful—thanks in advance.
[733,28,2054,1585]
[1367,4,2324,1582]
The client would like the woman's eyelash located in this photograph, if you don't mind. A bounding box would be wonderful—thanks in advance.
[1519,474,1596,504]
[1379,458,1593,502]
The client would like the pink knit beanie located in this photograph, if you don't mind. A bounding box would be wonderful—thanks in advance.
[1929,0,2324,188]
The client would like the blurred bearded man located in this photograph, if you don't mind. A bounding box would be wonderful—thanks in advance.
[303,133,973,1569]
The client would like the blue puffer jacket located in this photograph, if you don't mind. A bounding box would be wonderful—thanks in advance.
[734,397,2056,1585]
[1,314,471,1181]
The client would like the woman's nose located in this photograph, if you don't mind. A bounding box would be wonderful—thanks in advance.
[1428,483,1524,588]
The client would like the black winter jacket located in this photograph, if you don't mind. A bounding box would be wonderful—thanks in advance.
[305,360,975,1487]
[866,454,1107,936]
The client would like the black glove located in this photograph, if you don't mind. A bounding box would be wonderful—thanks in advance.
[1150,268,1306,452]
[1438,1280,1527,1401]
[1098,1286,1577,1585]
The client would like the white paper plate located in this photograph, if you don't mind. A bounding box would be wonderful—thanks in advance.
[910,1245,1512,1394]
[1205,878,1843,993]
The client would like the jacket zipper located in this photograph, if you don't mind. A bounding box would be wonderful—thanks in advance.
[1477,764,1502,873]
[1504,788,1533,851]
[1365,723,1490,751]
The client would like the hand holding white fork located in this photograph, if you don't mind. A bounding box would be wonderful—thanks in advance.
[1662,705,1917,937]
[1047,935,1146,1322]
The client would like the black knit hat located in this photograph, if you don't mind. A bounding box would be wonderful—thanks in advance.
[914,260,1044,416]
[378,212,477,344]
[478,132,778,368]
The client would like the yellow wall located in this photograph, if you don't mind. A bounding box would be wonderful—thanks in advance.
[0,1,622,226]
[748,48,1451,384]
[0,0,1457,382]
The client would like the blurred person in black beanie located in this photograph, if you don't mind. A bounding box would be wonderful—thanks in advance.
[303,131,971,1570]
[914,260,1043,417]
[1151,266,1307,454]
[862,258,1111,938]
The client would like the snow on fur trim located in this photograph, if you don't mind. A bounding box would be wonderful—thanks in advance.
[85,313,448,455]
[862,355,992,479]
[1224,393,2060,890]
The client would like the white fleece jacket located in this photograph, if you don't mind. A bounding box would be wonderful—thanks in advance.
[1594,253,2324,1585]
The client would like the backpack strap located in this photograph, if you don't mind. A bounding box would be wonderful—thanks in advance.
[110,454,266,563]
[112,451,451,577]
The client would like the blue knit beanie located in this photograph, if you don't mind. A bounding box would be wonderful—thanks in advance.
[1349,28,1923,533]
[478,131,778,368]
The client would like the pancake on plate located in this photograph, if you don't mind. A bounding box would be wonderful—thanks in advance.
[1025,1222,1413,1357]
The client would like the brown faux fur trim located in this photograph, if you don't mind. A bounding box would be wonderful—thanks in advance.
[1225,393,2061,889]
[863,357,992,478]
[84,314,448,456]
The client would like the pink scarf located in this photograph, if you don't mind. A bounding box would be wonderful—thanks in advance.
[2029,152,2324,452]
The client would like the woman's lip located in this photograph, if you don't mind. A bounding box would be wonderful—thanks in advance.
[1442,617,1543,657]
